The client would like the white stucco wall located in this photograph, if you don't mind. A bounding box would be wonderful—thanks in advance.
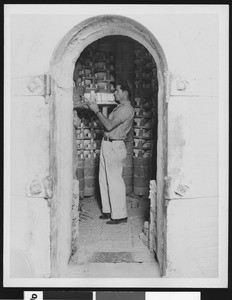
[5,5,228,283]
[9,94,50,278]
[165,93,220,277]
[166,197,218,278]
[9,6,219,87]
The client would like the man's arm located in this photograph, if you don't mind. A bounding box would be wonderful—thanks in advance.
[88,102,121,132]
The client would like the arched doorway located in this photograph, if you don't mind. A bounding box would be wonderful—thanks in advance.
[49,14,168,277]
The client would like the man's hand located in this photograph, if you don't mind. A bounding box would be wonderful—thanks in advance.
[88,102,100,113]
[73,110,81,127]
[73,102,89,109]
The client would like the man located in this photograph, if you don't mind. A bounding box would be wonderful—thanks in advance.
[88,81,134,224]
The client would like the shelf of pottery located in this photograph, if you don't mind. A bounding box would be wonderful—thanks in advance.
[73,44,117,159]
[73,44,116,105]
[133,44,158,159]
[74,109,105,198]
[74,110,105,159]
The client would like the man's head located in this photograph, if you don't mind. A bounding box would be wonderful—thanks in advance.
[114,80,131,102]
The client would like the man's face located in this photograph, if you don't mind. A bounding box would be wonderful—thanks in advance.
[114,85,124,101]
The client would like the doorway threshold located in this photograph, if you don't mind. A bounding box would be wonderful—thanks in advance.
[68,195,161,278]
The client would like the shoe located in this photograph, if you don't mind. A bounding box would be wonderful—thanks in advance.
[99,213,111,219]
[106,217,128,225]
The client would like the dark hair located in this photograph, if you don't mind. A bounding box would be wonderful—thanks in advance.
[116,80,131,98]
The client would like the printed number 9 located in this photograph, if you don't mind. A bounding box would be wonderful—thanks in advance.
[30,294,37,300]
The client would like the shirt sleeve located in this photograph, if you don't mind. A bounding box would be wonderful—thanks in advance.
[114,106,134,123]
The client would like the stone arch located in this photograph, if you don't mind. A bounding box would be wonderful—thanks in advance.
[49,14,168,277]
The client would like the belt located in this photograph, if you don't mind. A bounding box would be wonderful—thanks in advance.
[103,136,124,142]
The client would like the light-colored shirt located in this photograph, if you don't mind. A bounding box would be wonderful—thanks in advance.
[105,101,134,140]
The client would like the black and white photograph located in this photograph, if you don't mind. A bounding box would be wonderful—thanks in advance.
[3,4,229,288]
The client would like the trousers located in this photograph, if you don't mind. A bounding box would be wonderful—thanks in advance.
[99,140,127,219]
